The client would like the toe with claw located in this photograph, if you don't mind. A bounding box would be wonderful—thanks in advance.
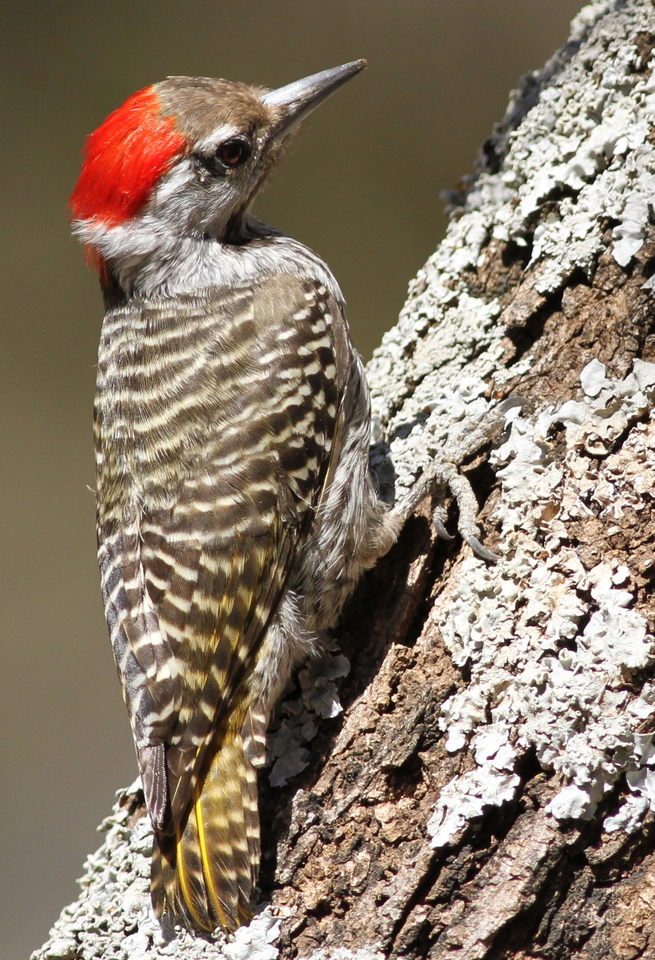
[389,398,520,562]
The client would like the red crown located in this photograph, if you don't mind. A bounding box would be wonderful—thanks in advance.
[70,86,186,226]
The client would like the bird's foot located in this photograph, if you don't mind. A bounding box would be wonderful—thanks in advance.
[391,398,523,561]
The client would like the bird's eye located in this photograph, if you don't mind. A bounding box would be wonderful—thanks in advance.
[216,137,251,168]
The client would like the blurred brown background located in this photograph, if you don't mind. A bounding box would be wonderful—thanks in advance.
[1,2,581,956]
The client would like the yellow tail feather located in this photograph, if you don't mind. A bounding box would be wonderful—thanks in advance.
[151,720,260,932]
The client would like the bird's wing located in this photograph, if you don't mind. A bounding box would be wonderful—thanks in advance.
[96,273,348,830]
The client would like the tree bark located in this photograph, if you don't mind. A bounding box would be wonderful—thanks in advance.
[34,2,655,958]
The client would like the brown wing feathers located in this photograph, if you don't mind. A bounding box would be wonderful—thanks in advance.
[96,277,341,930]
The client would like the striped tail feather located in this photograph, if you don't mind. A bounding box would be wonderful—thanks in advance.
[151,719,261,932]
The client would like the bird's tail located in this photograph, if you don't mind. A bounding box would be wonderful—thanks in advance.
[151,718,260,933]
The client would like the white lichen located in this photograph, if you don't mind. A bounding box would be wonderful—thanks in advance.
[427,360,655,845]
[32,782,287,960]
[369,0,655,431]
[268,650,350,788]
[364,0,655,852]
[427,727,519,847]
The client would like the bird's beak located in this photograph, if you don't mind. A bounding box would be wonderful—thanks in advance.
[262,60,367,138]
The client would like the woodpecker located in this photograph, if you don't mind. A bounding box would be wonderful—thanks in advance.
[70,62,400,934]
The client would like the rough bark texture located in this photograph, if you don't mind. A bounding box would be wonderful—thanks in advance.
[35,2,655,958]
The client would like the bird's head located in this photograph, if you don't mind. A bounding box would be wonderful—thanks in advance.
[70,61,366,284]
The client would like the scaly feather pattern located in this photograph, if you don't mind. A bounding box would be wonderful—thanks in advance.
[95,272,343,930]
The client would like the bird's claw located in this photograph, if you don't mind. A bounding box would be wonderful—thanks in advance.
[465,535,499,563]
[433,517,455,541]
[497,395,530,417]
[433,516,498,560]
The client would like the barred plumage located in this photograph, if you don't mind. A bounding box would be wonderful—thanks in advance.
[72,62,399,933]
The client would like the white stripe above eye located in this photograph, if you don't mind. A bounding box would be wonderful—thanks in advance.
[194,122,244,154]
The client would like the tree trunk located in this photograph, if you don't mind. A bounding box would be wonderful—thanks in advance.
[34,2,655,958]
